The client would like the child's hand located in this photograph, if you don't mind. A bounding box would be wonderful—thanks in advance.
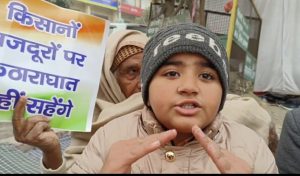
[101,129,177,173]
[192,125,252,173]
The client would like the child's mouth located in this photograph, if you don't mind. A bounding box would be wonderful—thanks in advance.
[174,101,201,116]
[181,104,196,109]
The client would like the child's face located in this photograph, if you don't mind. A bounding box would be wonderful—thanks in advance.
[148,53,222,134]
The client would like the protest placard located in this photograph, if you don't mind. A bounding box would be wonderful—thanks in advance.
[0,0,109,132]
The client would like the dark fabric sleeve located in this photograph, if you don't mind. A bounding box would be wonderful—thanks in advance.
[275,108,300,174]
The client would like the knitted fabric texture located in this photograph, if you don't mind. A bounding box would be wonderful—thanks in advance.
[111,45,143,72]
[141,23,229,111]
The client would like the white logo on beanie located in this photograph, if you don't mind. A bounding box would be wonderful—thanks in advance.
[209,38,221,57]
[186,33,204,42]
[153,35,180,57]
[163,34,180,46]
[153,33,222,58]
[153,43,161,57]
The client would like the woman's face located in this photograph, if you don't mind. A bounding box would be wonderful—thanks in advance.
[114,53,143,98]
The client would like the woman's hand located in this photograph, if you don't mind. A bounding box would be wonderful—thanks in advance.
[192,125,252,173]
[12,96,62,169]
[101,129,177,173]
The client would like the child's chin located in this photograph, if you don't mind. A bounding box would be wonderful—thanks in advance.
[174,126,194,134]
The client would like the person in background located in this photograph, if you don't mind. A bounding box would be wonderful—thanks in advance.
[12,30,149,173]
[275,108,300,173]
[224,0,233,13]
[221,94,278,155]
[65,23,278,173]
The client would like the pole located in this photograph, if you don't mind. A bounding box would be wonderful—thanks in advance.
[226,0,238,60]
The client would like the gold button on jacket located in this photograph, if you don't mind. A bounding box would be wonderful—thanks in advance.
[165,151,176,162]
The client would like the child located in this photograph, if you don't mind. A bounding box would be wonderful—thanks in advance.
[67,23,278,173]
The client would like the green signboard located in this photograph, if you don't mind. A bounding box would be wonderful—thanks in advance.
[234,8,249,51]
[218,35,228,49]
[244,52,256,82]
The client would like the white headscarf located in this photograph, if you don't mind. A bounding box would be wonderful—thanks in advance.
[98,30,149,103]
[71,30,149,143]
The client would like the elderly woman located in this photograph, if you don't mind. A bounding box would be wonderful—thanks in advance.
[12,30,149,173]
[84,30,148,135]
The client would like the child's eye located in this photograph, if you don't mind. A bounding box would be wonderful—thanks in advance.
[164,71,180,78]
[199,73,214,80]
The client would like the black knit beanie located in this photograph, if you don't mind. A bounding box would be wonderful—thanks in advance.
[141,23,229,111]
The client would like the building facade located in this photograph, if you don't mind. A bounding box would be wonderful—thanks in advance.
[69,0,150,24]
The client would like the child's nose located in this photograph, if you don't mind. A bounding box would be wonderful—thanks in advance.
[177,77,199,95]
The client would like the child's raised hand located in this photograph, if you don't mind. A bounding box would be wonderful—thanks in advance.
[101,129,177,173]
[192,125,252,173]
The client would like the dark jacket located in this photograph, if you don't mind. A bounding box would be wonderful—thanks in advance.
[276,108,300,173]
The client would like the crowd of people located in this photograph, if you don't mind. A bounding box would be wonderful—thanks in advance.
[10,22,300,173]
